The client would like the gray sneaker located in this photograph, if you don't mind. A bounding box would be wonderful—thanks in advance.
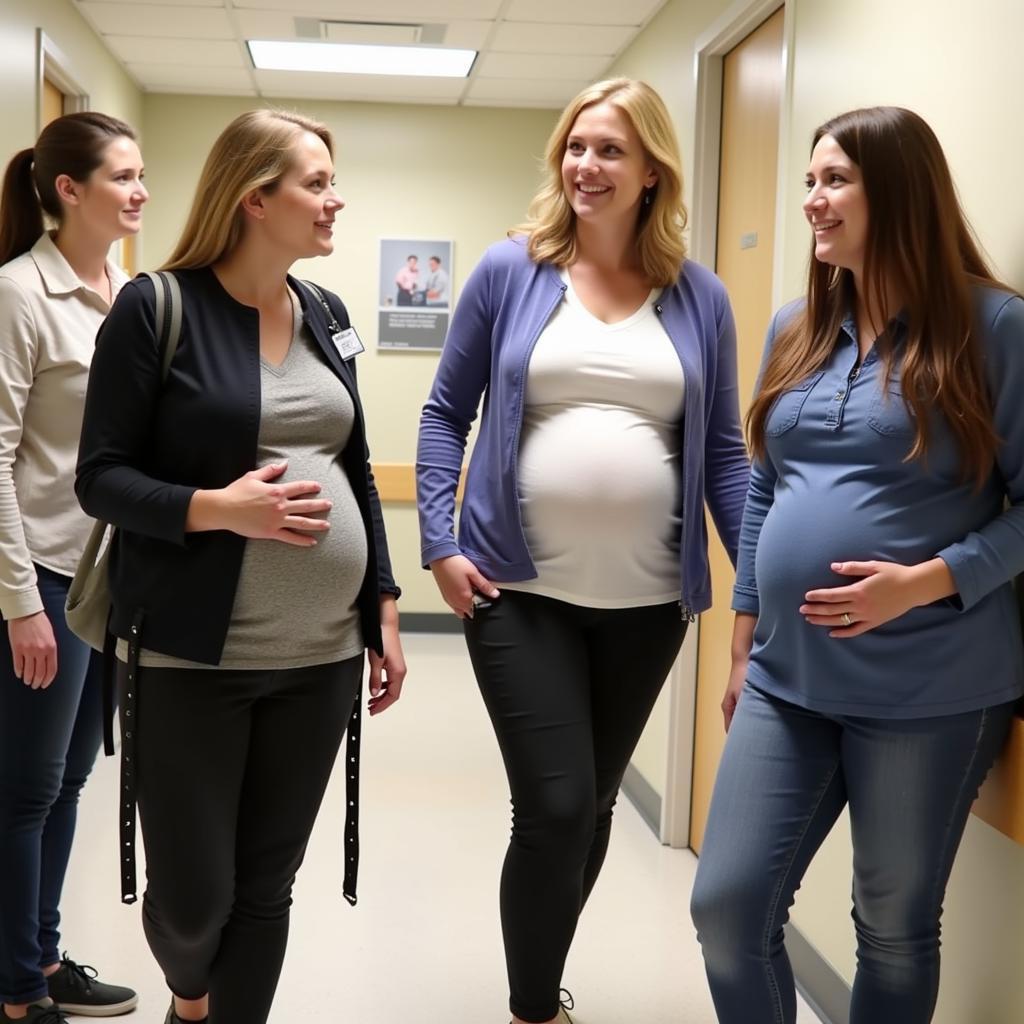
[46,954,137,1017]
[0,999,69,1023]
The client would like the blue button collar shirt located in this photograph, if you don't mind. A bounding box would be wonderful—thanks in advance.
[733,287,1024,717]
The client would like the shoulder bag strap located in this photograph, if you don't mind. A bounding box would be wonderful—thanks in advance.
[97,271,181,758]
[138,270,183,381]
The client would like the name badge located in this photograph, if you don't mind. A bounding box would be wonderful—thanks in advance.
[331,327,365,361]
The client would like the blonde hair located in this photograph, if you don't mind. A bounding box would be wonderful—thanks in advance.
[517,78,688,287]
[162,109,333,270]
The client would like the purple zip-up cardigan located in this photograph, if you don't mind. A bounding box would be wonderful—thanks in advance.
[416,237,750,617]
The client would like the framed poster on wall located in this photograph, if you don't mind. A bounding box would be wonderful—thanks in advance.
[378,238,453,350]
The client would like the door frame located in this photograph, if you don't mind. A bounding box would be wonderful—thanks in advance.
[36,30,89,130]
[690,0,794,299]
[658,0,795,850]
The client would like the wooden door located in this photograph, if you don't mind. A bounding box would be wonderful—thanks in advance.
[42,76,64,127]
[690,6,785,853]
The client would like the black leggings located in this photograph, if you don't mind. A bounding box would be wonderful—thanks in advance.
[121,656,362,1024]
[464,590,687,1023]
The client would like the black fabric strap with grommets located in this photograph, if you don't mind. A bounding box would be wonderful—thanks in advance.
[119,608,145,904]
[342,679,362,905]
[301,278,364,907]
[104,270,181,905]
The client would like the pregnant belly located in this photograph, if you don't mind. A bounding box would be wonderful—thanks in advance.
[755,486,938,610]
[517,407,679,542]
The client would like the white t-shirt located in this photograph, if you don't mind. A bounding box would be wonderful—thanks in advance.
[503,271,685,608]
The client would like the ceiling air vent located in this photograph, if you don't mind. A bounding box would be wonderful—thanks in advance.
[292,19,447,46]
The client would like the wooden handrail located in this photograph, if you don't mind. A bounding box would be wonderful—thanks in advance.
[973,711,1024,844]
[371,462,465,503]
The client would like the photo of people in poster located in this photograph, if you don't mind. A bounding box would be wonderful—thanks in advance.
[378,238,453,350]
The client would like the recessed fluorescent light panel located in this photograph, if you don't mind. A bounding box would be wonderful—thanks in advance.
[247,40,476,78]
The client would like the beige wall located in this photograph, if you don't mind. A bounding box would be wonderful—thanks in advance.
[630,677,672,795]
[0,0,142,147]
[140,94,556,613]
[779,0,1024,297]
[609,0,740,215]
[613,0,1024,1019]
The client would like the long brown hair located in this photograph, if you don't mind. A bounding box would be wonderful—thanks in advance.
[514,78,687,287]
[163,110,332,270]
[747,106,1009,486]
[0,112,136,267]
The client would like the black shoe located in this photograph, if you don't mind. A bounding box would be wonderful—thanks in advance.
[0,999,69,1023]
[163,1003,207,1024]
[46,954,137,1017]
[558,989,575,1023]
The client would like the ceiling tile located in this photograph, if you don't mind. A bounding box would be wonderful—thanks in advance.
[128,64,254,91]
[491,22,631,55]
[105,35,244,66]
[78,2,234,38]
[476,52,608,80]
[466,76,583,103]
[504,0,666,26]
[233,0,501,17]
[463,96,564,109]
[76,0,223,6]
[233,12,492,50]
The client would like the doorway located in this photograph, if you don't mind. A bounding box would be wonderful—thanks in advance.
[689,4,787,853]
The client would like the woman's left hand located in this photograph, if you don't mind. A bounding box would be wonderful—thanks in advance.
[800,558,956,638]
[368,598,406,715]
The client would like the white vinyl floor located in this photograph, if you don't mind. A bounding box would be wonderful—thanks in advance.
[58,632,819,1023]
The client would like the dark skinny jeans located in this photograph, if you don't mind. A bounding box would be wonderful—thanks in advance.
[124,654,362,1024]
[464,589,686,1023]
[0,565,104,1005]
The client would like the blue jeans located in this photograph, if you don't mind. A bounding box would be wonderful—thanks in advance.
[690,683,1016,1024]
[0,565,104,1005]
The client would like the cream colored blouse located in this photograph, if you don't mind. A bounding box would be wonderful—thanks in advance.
[0,232,128,619]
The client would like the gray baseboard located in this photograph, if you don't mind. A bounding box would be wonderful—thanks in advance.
[785,922,850,1024]
[400,612,463,633]
[621,762,662,837]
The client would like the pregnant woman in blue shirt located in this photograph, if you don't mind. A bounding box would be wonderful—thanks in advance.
[691,106,1024,1024]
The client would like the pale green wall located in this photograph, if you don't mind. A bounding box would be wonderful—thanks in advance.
[612,0,1024,1018]
[140,94,556,613]
[630,681,672,796]
[0,0,142,146]
[609,0,739,220]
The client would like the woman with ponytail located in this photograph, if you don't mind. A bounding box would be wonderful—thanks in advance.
[0,112,146,1024]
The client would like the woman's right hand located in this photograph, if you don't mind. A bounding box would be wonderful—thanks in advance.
[723,612,757,732]
[187,462,331,546]
[722,658,747,732]
[9,611,58,689]
[429,554,500,619]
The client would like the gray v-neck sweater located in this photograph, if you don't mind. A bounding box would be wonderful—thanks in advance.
[131,295,367,669]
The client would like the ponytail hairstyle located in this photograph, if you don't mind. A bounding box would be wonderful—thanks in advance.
[0,111,137,266]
